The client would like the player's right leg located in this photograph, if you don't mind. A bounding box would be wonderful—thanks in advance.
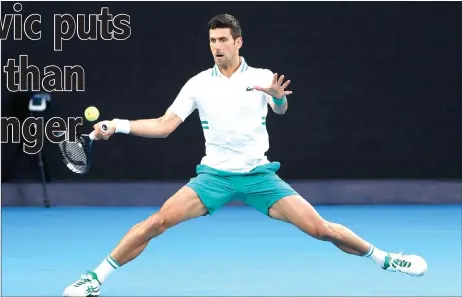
[62,186,208,297]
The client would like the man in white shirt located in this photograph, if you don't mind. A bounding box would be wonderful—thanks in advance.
[64,13,427,297]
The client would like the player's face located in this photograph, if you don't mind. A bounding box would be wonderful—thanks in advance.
[209,28,242,67]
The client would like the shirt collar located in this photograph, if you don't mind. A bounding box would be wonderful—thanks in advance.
[211,56,249,77]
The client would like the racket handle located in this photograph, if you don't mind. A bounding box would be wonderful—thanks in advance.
[89,123,108,141]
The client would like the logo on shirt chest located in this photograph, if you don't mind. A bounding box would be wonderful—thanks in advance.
[246,87,255,92]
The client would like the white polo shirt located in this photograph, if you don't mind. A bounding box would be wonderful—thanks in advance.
[168,57,275,173]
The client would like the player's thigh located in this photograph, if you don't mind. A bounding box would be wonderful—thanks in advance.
[155,186,208,228]
[186,173,235,215]
[268,194,326,236]
[243,172,299,216]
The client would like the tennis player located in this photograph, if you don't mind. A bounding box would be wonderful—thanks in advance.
[63,14,427,296]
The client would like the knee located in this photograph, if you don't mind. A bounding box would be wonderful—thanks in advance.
[307,220,337,242]
[142,211,176,237]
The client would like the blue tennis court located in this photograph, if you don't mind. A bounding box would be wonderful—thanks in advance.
[2,205,461,296]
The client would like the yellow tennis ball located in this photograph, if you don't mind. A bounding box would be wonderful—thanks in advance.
[84,106,100,122]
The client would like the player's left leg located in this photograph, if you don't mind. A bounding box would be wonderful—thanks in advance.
[269,195,371,256]
[243,163,428,277]
[270,196,428,277]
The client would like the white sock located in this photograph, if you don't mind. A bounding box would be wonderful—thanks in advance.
[363,244,388,267]
[93,255,120,283]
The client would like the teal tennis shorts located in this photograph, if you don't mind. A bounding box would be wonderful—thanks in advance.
[186,162,299,216]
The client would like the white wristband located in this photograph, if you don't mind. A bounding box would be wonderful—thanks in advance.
[113,119,131,134]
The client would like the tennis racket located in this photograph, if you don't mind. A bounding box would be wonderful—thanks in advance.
[58,123,107,174]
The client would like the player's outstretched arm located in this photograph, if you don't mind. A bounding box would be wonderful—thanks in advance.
[124,110,182,138]
[93,110,182,140]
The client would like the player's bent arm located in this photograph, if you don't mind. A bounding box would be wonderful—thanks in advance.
[268,96,288,115]
[114,110,182,138]
[261,69,289,115]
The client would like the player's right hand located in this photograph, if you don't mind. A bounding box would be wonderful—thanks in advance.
[93,120,116,140]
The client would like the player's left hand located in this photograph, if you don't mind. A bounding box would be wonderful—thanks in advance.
[253,73,292,100]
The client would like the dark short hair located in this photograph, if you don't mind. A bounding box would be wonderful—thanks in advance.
[208,14,242,39]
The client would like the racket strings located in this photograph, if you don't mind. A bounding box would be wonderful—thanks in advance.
[58,133,90,173]
[64,141,88,164]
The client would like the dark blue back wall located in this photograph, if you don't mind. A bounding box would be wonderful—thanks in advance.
[2,1,461,182]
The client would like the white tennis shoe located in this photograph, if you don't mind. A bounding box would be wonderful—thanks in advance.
[63,271,101,296]
[382,251,428,277]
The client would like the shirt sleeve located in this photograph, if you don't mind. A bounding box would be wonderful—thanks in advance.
[167,78,197,122]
